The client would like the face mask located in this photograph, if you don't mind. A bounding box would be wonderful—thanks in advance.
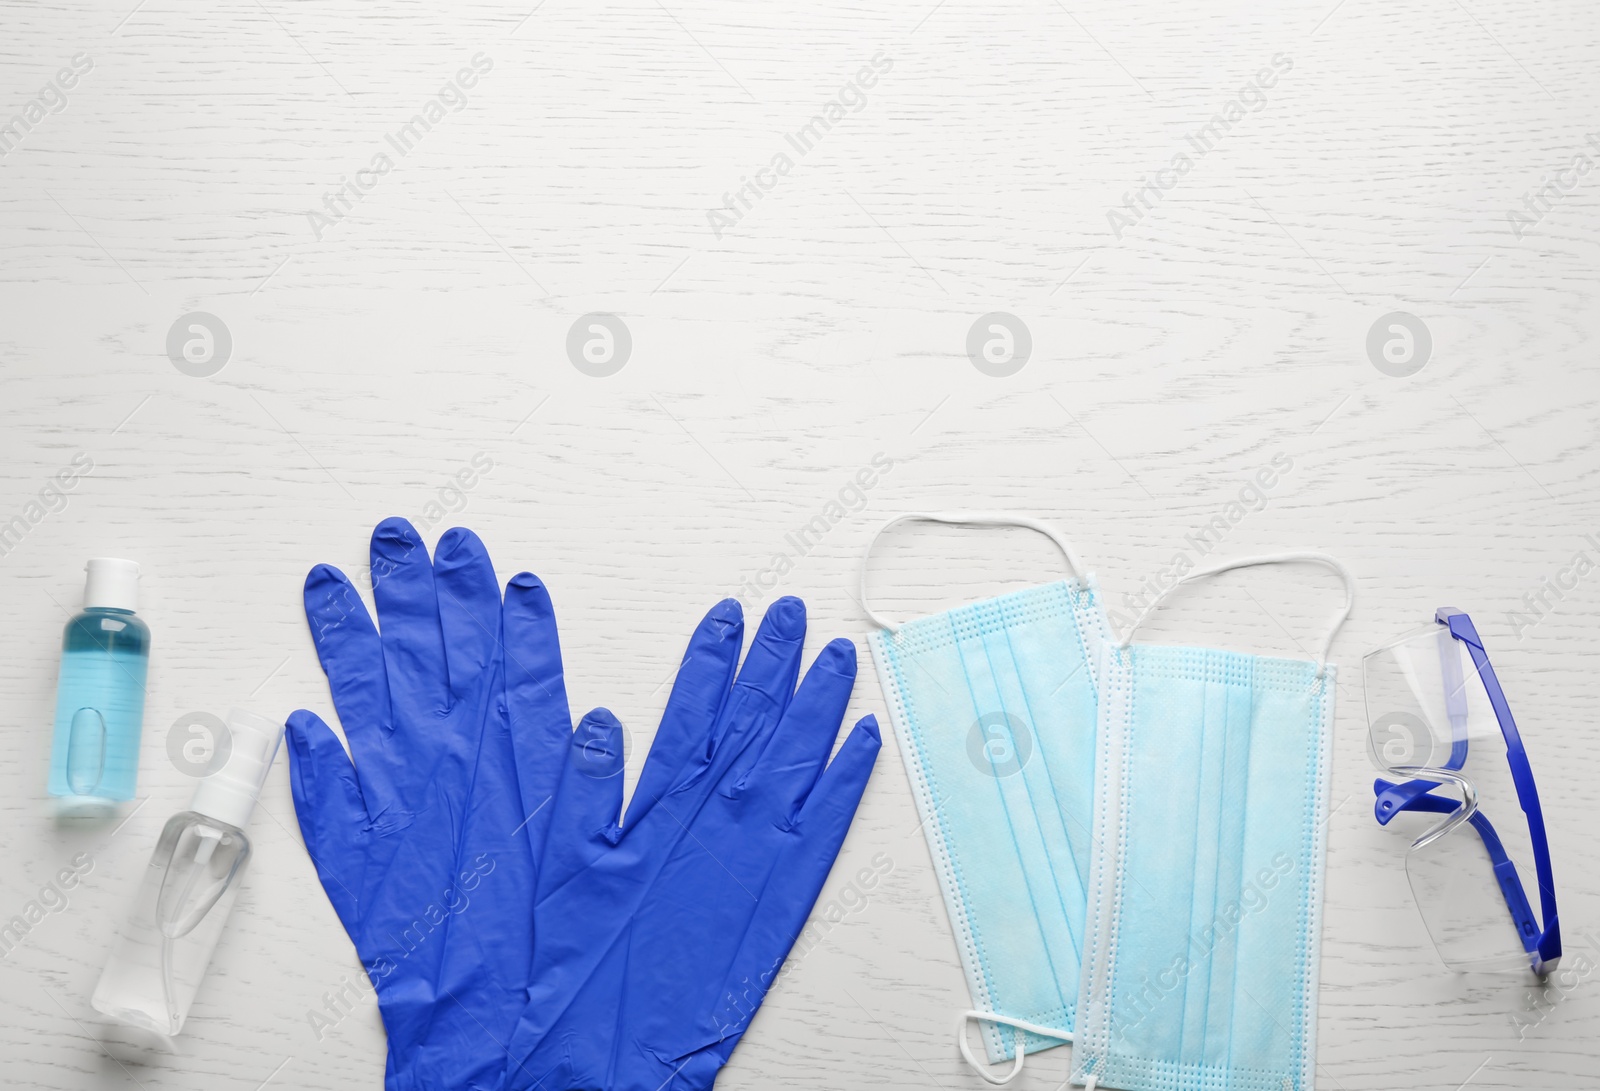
[862,513,1112,1085]
[1073,552,1353,1091]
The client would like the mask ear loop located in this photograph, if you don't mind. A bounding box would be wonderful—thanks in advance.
[860,512,1089,632]
[863,512,1085,1084]
[956,1010,1073,1085]
[1115,551,1355,678]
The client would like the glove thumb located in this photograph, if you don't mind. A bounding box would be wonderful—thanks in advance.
[286,708,369,926]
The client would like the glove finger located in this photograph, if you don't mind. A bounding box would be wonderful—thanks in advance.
[432,526,504,705]
[285,709,367,926]
[302,564,402,815]
[713,595,808,788]
[369,516,450,715]
[795,714,881,836]
[729,596,807,709]
[541,709,626,889]
[625,597,743,824]
[738,638,857,816]
[670,716,882,1056]
[503,572,574,846]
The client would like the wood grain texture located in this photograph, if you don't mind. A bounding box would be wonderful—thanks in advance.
[2,0,1598,1087]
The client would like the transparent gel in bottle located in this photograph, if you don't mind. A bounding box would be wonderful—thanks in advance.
[48,558,149,816]
[93,709,284,1041]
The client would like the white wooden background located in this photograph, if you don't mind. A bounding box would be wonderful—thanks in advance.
[2,0,1597,1088]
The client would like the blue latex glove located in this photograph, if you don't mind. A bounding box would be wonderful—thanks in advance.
[501,597,881,1091]
[287,519,571,1091]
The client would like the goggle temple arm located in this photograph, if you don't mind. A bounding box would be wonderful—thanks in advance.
[1375,778,1542,952]
[1437,609,1561,973]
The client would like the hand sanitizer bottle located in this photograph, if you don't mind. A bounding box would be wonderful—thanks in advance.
[48,558,150,816]
[92,709,283,1041]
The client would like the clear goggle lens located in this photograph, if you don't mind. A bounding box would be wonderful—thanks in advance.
[1363,624,1542,973]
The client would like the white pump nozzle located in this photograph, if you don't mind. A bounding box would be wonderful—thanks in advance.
[189,709,284,829]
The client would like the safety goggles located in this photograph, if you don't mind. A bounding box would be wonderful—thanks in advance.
[1363,608,1560,976]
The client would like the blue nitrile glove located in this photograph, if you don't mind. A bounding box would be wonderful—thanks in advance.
[286,519,571,1091]
[500,598,882,1091]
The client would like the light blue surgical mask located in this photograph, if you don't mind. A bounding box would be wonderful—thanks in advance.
[1073,552,1354,1091]
[862,513,1111,1085]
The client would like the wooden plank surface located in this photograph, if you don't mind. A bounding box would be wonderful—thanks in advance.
[2,1,1597,1087]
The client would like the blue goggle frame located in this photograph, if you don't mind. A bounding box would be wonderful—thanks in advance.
[1371,608,1561,976]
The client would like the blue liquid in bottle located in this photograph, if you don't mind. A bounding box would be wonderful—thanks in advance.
[48,559,150,814]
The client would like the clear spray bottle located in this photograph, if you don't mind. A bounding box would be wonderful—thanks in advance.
[92,708,283,1041]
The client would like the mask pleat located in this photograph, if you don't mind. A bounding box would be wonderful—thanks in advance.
[1198,672,1252,1067]
[1176,665,1230,1068]
[1080,646,1330,1091]
[1112,652,1206,1062]
[965,609,1079,1032]
[1228,677,1318,1079]
[871,581,1106,1064]
[1004,595,1096,960]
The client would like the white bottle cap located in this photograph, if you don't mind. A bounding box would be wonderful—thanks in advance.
[84,558,140,612]
[189,709,284,829]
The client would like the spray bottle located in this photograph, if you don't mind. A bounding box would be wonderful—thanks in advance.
[92,708,283,1040]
